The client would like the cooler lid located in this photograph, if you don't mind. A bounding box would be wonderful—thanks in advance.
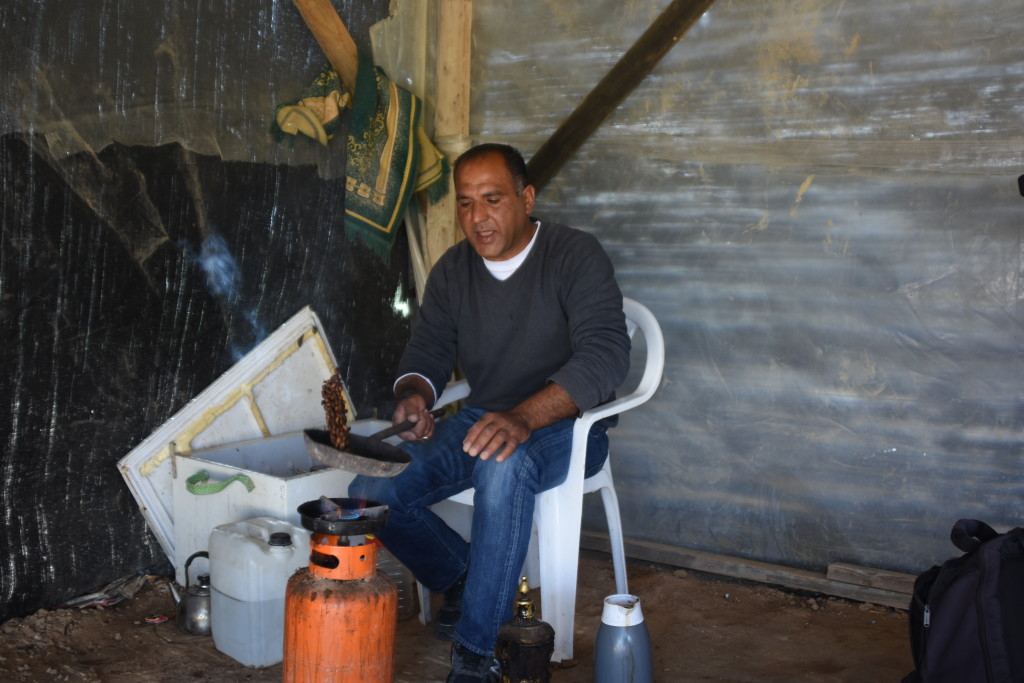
[116,306,353,563]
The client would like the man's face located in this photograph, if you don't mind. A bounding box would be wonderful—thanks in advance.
[455,152,537,261]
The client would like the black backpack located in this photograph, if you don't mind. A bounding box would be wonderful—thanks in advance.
[903,519,1024,682]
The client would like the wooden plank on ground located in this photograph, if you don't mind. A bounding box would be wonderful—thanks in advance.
[827,562,916,595]
[580,530,912,610]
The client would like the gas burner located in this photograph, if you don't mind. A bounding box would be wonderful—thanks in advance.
[297,497,389,536]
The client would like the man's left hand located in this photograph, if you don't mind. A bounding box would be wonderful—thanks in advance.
[462,383,580,462]
[462,411,531,462]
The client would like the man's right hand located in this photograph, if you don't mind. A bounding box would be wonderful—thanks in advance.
[393,375,437,441]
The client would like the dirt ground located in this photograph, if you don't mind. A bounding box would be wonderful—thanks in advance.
[0,549,913,682]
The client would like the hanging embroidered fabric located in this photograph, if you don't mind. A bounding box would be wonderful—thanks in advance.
[273,52,449,259]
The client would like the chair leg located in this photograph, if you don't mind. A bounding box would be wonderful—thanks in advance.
[535,492,584,662]
[522,523,541,589]
[417,581,433,626]
[537,536,578,661]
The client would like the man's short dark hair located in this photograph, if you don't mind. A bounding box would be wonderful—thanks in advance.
[454,143,531,195]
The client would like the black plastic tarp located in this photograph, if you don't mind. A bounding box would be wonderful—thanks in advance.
[1,0,398,622]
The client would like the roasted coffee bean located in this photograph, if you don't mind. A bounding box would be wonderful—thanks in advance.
[321,371,350,450]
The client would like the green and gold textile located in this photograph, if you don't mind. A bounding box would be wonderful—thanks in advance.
[273,53,449,258]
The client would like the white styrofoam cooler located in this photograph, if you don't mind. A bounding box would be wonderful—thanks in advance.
[116,306,385,583]
[171,418,390,584]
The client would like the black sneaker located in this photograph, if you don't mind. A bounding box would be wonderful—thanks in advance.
[446,642,499,683]
[435,572,466,641]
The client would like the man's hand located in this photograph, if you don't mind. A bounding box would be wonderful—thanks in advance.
[393,376,436,441]
[463,383,579,462]
[463,411,531,462]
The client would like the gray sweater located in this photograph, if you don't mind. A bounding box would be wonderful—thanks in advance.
[398,221,630,415]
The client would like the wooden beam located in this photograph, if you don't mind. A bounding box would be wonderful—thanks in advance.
[423,0,474,269]
[292,0,360,94]
[827,562,916,595]
[581,530,914,610]
[526,0,716,193]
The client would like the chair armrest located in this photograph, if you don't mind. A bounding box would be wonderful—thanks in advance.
[436,379,470,409]
[577,356,663,433]
[576,297,665,431]
[437,377,651,435]
[578,389,649,431]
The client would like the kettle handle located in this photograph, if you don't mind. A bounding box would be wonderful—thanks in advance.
[184,551,209,589]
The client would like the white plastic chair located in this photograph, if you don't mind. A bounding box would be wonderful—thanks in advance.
[415,297,665,662]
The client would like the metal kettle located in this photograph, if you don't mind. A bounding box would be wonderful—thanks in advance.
[172,551,212,636]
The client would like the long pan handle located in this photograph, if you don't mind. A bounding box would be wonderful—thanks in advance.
[369,408,447,442]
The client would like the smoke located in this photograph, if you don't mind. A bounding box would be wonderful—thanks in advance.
[197,232,239,299]
[186,230,267,361]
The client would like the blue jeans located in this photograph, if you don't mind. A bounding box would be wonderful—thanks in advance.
[348,406,608,656]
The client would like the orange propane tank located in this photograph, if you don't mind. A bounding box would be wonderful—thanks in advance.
[283,498,398,683]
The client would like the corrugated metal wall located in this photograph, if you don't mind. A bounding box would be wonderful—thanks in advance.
[470,0,1024,574]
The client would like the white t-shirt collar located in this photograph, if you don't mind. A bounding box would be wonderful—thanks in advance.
[483,221,541,281]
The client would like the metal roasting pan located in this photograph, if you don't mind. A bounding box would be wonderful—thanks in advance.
[303,409,445,477]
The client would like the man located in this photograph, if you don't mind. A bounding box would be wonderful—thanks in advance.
[349,143,630,682]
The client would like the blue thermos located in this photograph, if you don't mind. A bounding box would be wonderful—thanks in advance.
[593,593,653,683]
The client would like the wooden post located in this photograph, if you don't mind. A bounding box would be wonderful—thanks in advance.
[292,0,360,94]
[526,0,716,193]
[423,0,474,269]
